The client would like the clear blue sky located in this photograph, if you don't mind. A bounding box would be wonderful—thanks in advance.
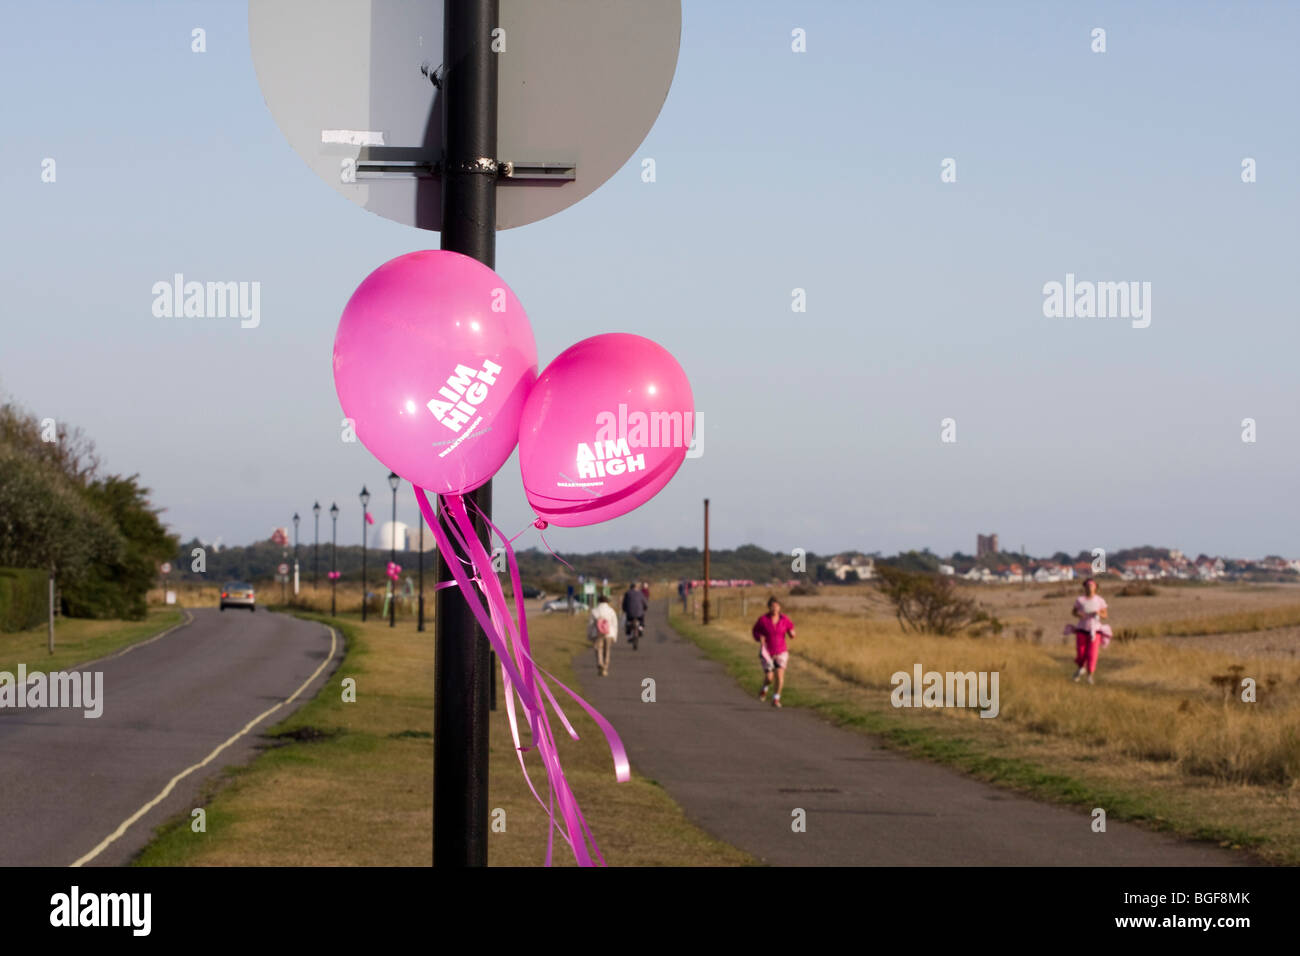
[2,1,1297,559]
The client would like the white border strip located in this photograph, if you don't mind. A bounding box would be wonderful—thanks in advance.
[70,608,195,673]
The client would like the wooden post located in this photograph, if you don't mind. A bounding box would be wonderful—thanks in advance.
[47,568,55,655]
[702,498,710,624]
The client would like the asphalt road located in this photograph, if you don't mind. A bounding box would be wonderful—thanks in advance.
[0,607,340,866]
[580,599,1250,866]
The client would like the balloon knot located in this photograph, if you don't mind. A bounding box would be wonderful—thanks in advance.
[533,518,549,530]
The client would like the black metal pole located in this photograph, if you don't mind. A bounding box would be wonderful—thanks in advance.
[313,511,319,588]
[434,0,498,869]
[390,484,398,628]
[361,510,368,622]
[418,514,425,632]
[331,513,337,616]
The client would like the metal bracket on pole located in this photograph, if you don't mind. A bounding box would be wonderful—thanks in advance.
[355,149,575,182]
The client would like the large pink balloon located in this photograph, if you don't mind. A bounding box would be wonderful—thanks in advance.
[333,250,537,495]
[519,333,694,527]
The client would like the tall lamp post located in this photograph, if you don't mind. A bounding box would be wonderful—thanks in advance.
[360,485,371,621]
[329,502,339,615]
[292,512,300,603]
[388,472,399,628]
[312,501,321,589]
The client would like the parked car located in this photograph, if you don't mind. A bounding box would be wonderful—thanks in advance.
[220,581,256,612]
[520,585,545,599]
[542,597,587,614]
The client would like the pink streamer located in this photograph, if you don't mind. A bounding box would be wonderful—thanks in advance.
[415,487,628,866]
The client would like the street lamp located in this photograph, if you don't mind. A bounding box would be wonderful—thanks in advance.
[312,501,321,589]
[359,485,370,622]
[329,502,339,616]
[292,512,300,604]
[388,472,400,627]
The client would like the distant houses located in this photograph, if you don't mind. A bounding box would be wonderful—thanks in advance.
[818,544,1292,586]
[826,553,875,580]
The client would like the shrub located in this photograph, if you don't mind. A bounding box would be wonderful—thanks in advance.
[1117,582,1159,597]
[875,565,999,636]
[0,567,47,632]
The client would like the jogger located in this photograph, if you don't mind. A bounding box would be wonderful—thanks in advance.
[1064,577,1111,684]
[752,596,796,708]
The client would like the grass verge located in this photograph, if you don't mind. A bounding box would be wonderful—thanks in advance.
[668,606,1296,865]
[0,606,185,675]
[134,609,752,866]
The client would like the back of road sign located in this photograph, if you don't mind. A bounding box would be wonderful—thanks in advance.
[249,0,681,231]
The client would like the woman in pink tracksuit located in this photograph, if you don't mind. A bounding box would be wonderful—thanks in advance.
[1064,577,1112,684]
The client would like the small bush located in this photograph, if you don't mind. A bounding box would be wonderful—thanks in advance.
[1117,582,1159,597]
[0,567,47,632]
[875,565,999,636]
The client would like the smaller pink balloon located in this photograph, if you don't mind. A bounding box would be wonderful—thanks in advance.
[518,333,694,528]
[333,250,537,495]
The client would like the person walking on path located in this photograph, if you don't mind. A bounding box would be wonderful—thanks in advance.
[588,594,619,677]
[752,596,796,707]
[622,582,648,650]
[678,579,687,611]
[1064,577,1112,684]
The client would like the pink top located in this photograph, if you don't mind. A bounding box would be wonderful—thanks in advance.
[753,613,795,656]
[1066,595,1112,639]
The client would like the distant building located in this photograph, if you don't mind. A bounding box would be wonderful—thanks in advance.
[373,521,410,552]
[976,533,999,557]
[826,554,875,581]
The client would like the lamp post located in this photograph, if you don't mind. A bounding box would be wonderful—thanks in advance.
[292,512,300,602]
[329,502,339,615]
[388,472,399,627]
[360,485,371,621]
[312,501,321,589]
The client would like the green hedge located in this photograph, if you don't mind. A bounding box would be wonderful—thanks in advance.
[0,567,47,632]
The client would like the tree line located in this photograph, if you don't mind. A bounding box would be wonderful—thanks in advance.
[0,398,176,620]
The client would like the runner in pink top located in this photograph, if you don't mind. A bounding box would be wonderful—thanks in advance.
[752,597,796,707]
[1063,578,1112,684]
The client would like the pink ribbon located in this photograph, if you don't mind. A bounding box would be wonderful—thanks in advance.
[414,487,629,866]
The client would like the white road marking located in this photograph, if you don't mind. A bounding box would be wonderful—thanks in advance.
[69,624,340,867]
[71,608,195,672]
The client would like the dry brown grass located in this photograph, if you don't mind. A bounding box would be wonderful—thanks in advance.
[691,598,1300,789]
[148,582,421,619]
[677,588,1300,861]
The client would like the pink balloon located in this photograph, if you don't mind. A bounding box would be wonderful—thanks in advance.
[519,333,694,528]
[333,250,537,495]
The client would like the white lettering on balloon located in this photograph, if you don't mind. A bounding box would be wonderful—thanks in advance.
[426,359,502,433]
[575,437,647,480]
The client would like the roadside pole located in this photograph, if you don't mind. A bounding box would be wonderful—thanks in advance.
[47,567,54,655]
[434,0,498,868]
[703,498,711,624]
